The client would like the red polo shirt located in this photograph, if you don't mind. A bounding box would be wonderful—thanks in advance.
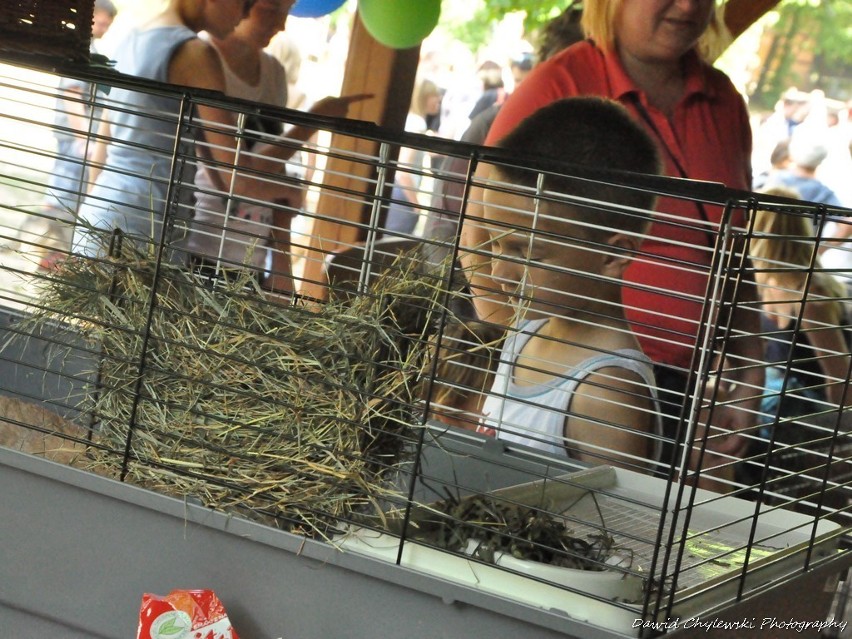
[485,40,752,370]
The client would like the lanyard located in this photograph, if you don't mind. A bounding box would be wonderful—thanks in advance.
[630,96,715,247]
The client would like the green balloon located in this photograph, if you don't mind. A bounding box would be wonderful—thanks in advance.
[359,0,441,49]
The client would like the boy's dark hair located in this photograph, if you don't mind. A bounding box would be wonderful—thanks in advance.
[494,97,661,236]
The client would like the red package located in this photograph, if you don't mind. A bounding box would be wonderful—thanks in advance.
[137,589,240,639]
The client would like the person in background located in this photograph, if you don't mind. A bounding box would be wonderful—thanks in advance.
[750,188,850,409]
[752,87,810,179]
[467,51,535,123]
[535,1,584,62]
[752,138,790,191]
[761,94,850,291]
[383,77,442,236]
[73,0,368,265]
[477,97,663,471]
[763,132,844,207]
[508,51,534,88]
[265,29,305,110]
[183,0,348,294]
[741,188,851,493]
[816,96,852,206]
[30,0,117,270]
[465,60,506,122]
[461,0,763,472]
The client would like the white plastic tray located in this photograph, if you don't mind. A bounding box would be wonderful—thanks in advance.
[338,465,844,636]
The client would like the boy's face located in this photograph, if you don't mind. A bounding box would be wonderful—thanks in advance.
[244,0,293,46]
[481,174,603,320]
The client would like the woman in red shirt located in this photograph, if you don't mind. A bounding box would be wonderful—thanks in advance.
[461,0,762,471]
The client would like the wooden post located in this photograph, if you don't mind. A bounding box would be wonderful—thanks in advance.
[299,12,420,301]
[724,0,782,39]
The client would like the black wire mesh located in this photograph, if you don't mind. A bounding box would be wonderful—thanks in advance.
[0,59,849,636]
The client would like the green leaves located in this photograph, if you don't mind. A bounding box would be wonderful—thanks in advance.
[156,615,188,636]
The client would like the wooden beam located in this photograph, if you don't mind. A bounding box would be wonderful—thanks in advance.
[299,12,420,301]
[296,0,784,302]
[724,0,783,40]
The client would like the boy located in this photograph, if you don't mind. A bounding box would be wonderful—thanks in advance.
[477,97,663,470]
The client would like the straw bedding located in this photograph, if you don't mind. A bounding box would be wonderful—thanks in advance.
[22,244,448,537]
[15,242,625,570]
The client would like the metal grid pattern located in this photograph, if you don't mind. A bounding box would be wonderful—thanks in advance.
[0,58,849,637]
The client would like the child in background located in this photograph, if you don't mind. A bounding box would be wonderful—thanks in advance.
[423,315,503,432]
[477,97,663,471]
[739,189,851,496]
[749,189,850,409]
[184,0,315,293]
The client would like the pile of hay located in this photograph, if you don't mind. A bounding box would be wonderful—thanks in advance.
[24,245,451,537]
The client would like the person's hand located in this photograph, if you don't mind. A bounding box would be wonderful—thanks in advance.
[705,405,750,458]
[703,381,759,459]
[308,93,373,119]
[682,379,755,493]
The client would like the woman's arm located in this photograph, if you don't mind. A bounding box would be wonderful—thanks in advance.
[282,94,372,146]
[265,199,301,295]
[706,273,764,458]
[195,96,369,202]
[86,117,111,188]
[171,38,367,202]
[802,298,850,406]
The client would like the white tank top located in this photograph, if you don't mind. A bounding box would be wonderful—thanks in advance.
[481,318,663,461]
[188,43,289,269]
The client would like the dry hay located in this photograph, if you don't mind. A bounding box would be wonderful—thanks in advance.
[0,395,93,466]
[19,242,453,537]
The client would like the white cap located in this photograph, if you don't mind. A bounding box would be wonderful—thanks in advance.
[789,133,828,169]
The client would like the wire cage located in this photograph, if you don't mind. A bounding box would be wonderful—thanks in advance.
[0,58,850,638]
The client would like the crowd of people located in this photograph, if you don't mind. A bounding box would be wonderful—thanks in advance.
[418,0,851,490]
[454,0,761,480]
[752,88,852,288]
[64,0,367,295]
[30,0,852,489]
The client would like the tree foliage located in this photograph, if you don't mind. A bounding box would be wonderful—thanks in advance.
[443,0,579,54]
[801,0,852,70]
[752,0,852,107]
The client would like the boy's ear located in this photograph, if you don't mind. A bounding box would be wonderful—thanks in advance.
[601,233,641,277]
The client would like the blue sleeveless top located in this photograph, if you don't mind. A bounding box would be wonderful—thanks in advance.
[74,25,198,260]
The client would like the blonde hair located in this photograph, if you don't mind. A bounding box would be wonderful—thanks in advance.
[410,77,441,120]
[750,189,846,319]
[581,0,730,61]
